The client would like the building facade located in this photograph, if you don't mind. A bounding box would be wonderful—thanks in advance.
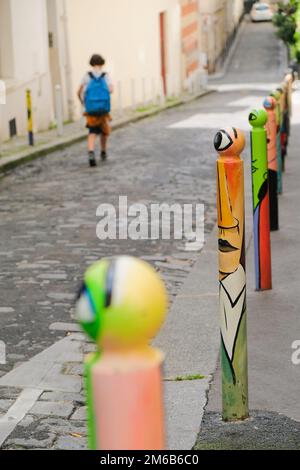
[0,0,53,141]
[49,0,183,121]
[0,0,244,141]
[198,0,244,73]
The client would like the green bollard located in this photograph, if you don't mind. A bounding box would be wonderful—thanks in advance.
[214,127,249,422]
[76,256,168,450]
[249,109,272,292]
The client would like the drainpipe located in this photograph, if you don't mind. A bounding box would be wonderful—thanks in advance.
[61,0,74,121]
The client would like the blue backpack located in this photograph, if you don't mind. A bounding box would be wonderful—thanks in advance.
[84,72,111,116]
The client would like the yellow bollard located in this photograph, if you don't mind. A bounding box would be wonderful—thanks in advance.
[26,89,34,146]
[76,256,168,450]
[264,96,279,232]
[214,127,249,422]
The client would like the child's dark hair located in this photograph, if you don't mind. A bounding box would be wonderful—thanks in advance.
[90,54,105,67]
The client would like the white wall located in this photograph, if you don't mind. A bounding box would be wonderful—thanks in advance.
[0,0,53,141]
[63,0,182,119]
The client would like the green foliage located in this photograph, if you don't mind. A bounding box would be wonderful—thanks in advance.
[273,1,300,47]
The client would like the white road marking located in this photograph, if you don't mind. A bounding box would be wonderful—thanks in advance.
[168,111,250,131]
[0,334,84,391]
[0,388,41,447]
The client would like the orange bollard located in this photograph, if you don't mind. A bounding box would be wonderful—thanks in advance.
[92,349,165,450]
[264,96,279,232]
[214,127,249,421]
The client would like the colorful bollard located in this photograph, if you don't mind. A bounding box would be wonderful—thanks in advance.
[76,256,168,450]
[214,127,249,422]
[26,89,34,146]
[282,82,289,146]
[263,96,279,232]
[277,87,288,167]
[284,72,293,123]
[270,90,283,194]
[249,109,272,291]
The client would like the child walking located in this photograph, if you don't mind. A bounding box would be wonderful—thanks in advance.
[78,54,114,167]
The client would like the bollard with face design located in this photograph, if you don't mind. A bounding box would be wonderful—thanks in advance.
[249,109,272,291]
[214,127,249,422]
[76,256,168,450]
[270,90,283,193]
[284,72,293,122]
[264,96,279,232]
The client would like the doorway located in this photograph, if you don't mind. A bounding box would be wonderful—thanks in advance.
[159,12,167,96]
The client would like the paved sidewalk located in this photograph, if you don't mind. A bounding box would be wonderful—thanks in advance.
[0,91,208,174]
[0,21,294,451]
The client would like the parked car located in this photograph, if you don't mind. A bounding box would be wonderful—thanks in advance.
[250,2,273,22]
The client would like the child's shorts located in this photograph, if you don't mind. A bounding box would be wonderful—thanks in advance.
[85,113,112,136]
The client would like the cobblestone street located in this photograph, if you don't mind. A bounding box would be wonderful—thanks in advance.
[0,21,289,449]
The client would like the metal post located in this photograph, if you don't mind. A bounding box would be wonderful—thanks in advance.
[152,77,156,105]
[270,90,283,194]
[131,79,136,111]
[76,256,168,450]
[214,127,249,422]
[264,96,279,232]
[249,109,272,291]
[55,85,64,137]
[117,81,123,117]
[26,89,34,146]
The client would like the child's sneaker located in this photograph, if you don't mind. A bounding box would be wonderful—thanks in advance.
[101,151,107,161]
[88,151,97,167]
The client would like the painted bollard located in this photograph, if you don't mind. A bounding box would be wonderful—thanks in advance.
[284,72,293,122]
[263,96,279,232]
[249,109,272,291]
[284,73,294,148]
[214,127,249,422]
[270,90,283,194]
[26,89,34,146]
[76,256,168,450]
[282,81,289,146]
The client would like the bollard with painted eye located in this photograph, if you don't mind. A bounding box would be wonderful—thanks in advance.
[76,256,168,450]
[263,96,279,232]
[270,90,283,194]
[214,127,249,422]
[276,86,288,167]
[284,72,294,123]
[26,89,34,146]
[281,80,291,151]
[249,109,272,292]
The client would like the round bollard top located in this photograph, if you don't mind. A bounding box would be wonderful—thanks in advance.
[249,109,268,128]
[270,90,280,101]
[214,127,245,157]
[263,96,276,111]
[75,256,168,350]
